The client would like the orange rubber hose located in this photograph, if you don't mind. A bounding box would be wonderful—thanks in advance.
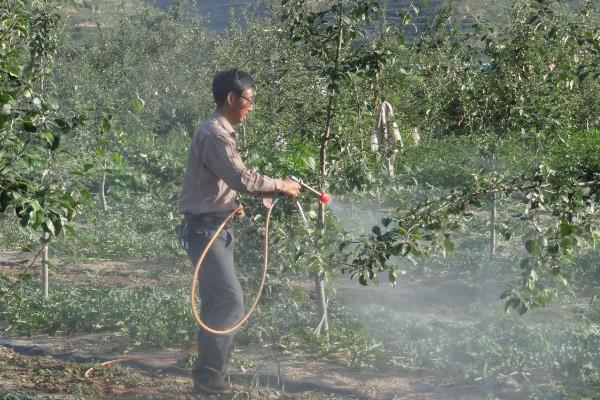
[84,354,186,399]
[191,201,275,334]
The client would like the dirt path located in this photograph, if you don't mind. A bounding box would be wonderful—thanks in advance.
[1,337,505,400]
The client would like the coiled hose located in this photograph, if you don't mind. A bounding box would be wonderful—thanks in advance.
[190,199,278,334]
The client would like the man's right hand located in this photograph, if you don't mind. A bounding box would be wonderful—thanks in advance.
[280,178,301,198]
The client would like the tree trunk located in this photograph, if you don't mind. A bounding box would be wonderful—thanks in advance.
[100,170,108,211]
[41,233,49,299]
[490,191,496,258]
[40,61,49,299]
[314,5,345,338]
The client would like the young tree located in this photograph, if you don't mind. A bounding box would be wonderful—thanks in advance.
[1,0,81,299]
[281,0,405,334]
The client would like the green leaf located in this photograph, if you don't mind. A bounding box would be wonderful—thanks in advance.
[559,222,574,237]
[48,134,60,151]
[525,239,537,254]
[443,239,454,253]
[41,131,53,143]
[302,157,316,171]
[80,188,92,201]
[470,197,482,207]
[529,268,538,282]
[0,92,13,104]
[30,200,41,212]
[22,120,37,132]
[111,152,122,165]
[34,210,45,227]
[359,274,368,286]
[547,243,559,254]
[43,219,55,236]
[368,269,375,280]
[21,244,35,252]
[63,224,76,235]
[7,64,21,77]
[101,117,112,133]
[372,226,381,236]
[132,98,145,112]
[561,236,574,250]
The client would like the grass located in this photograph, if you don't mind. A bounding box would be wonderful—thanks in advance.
[0,280,194,345]
[0,392,39,400]
[0,269,382,370]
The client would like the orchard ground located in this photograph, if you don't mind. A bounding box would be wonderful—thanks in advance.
[2,246,597,400]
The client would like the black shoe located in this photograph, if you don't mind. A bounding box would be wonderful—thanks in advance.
[193,374,233,395]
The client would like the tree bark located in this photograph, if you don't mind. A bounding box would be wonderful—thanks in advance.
[41,233,49,299]
[100,170,108,211]
[315,5,345,338]
[490,191,496,258]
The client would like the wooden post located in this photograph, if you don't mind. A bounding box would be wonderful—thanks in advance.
[42,233,49,298]
[490,191,496,258]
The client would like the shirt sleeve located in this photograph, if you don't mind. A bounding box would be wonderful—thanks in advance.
[203,132,284,194]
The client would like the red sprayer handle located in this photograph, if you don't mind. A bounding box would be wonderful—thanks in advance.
[319,191,329,204]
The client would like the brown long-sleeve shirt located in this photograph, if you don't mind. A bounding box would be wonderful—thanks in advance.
[178,111,284,216]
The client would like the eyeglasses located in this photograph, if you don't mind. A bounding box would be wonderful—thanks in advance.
[239,94,254,105]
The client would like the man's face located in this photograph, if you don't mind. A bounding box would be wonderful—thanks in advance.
[231,89,254,125]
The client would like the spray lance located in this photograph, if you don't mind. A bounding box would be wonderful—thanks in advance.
[288,175,330,224]
[288,176,330,204]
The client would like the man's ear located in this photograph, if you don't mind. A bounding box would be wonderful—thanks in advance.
[226,91,236,106]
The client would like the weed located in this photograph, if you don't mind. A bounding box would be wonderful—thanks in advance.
[0,391,38,400]
[0,280,195,349]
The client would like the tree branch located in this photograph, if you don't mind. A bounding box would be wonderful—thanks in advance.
[0,244,47,302]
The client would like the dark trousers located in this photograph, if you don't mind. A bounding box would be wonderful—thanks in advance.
[183,217,244,379]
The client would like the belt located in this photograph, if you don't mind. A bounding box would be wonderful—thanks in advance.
[184,213,227,225]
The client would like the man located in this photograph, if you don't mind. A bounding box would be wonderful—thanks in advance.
[179,68,300,395]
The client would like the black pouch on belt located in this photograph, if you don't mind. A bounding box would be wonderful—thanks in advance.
[184,213,227,232]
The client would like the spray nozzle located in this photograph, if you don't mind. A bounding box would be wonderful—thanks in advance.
[289,176,330,204]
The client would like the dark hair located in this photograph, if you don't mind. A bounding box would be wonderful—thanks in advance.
[212,68,256,105]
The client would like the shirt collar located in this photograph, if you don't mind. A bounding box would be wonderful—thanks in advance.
[213,110,237,139]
